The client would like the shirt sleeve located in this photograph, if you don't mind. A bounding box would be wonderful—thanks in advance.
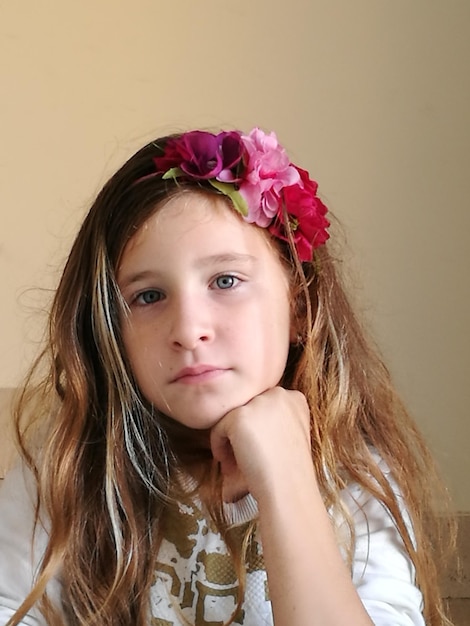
[0,464,53,626]
[340,470,426,626]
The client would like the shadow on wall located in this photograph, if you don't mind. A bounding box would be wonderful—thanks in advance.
[442,513,470,626]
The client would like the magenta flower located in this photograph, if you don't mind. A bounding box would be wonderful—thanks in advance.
[269,167,330,261]
[239,128,300,227]
[154,131,244,181]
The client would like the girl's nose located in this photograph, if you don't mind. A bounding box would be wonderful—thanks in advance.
[168,296,214,350]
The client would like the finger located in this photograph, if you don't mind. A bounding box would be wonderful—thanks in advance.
[210,424,238,476]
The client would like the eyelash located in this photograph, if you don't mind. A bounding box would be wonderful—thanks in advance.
[211,274,240,290]
[134,289,164,306]
[131,274,241,306]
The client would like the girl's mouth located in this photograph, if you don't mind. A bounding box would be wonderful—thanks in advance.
[172,365,228,384]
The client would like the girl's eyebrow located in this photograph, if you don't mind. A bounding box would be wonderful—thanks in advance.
[118,254,257,290]
[118,270,158,291]
[196,253,257,267]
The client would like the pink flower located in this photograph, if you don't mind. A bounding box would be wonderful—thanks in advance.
[154,131,244,181]
[269,167,330,261]
[239,128,300,227]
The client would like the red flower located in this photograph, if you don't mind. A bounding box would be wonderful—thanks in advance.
[269,167,330,261]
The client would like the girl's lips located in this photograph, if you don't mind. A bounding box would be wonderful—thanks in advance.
[172,365,228,384]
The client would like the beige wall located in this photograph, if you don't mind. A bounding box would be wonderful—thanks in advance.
[0,1,469,509]
[0,389,16,478]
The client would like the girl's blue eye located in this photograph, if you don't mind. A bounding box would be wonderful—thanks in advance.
[214,275,237,289]
[136,289,163,304]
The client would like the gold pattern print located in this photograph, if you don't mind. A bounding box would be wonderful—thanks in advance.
[151,497,271,625]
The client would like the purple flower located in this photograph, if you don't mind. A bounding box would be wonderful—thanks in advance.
[154,131,244,181]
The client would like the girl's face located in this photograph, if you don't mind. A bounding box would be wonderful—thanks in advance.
[118,193,293,430]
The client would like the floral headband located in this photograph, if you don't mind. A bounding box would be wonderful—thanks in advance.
[151,127,329,261]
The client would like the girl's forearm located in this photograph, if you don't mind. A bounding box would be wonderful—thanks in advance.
[257,472,373,626]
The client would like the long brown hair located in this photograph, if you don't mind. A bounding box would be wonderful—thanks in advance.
[10,133,454,625]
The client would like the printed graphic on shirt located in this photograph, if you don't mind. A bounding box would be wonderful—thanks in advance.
[150,500,272,625]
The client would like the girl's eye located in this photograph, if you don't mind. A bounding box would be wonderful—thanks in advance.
[135,289,164,305]
[213,275,238,290]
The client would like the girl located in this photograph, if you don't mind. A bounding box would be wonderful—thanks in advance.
[0,128,452,625]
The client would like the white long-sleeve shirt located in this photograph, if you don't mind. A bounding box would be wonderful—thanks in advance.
[0,462,425,625]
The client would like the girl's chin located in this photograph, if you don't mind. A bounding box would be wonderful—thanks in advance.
[167,411,225,431]
[162,402,241,432]
[158,412,215,447]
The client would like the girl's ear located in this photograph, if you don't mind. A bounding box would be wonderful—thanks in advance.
[289,319,302,345]
[289,297,301,343]
[290,326,297,344]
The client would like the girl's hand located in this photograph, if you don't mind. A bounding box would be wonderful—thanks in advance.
[210,386,314,504]
[211,387,373,626]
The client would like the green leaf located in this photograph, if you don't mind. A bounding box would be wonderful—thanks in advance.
[209,180,248,217]
[162,167,183,180]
